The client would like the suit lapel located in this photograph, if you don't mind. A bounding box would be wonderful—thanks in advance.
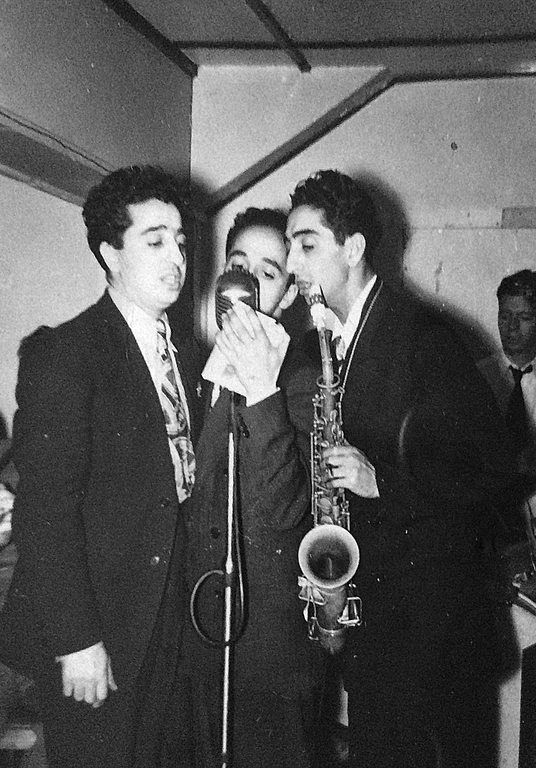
[95,292,203,444]
[95,292,166,431]
[339,279,385,411]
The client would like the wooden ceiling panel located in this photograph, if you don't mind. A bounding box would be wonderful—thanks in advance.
[127,0,536,50]
[105,0,536,73]
[128,0,274,43]
[266,0,536,45]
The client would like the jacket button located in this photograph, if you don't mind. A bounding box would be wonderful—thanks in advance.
[237,414,250,438]
[210,527,221,539]
[159,497,170,508]
[150,555,160,566]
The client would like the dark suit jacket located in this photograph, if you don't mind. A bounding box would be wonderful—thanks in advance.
[336,281,518,575]
[0,291,203,688]
[184,343,324,696]
[318,280,519,688]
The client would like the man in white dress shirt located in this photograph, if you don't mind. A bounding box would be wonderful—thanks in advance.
[481,270,536,465]
[479,269,536,552]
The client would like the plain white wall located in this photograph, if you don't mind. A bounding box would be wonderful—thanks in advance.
[191,68,536,354]
[0,176,105,435]
[0,0,193,432]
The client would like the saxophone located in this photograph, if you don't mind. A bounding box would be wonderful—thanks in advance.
[298,286,362,655]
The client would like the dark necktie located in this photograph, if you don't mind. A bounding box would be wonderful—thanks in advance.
[332,335,345,364]
[506,364,533,451]
[156,319,195,497]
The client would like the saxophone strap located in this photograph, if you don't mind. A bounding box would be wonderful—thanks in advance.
[298,575,327,607]
[340,279,384,393]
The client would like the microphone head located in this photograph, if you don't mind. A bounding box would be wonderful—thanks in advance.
[215,268,259,329]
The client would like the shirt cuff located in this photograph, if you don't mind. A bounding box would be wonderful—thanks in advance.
[245,386,280,407]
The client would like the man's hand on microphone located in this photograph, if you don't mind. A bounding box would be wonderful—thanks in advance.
[215,301,286,405]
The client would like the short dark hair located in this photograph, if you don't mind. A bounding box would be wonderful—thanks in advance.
[289,170,381,260]
[82,165,186,271]
[225,207,287,256]
[497,269,536,309]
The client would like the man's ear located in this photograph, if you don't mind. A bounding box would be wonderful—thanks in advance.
[277,282,299,313]
[99,242,118,275]
[347,232,366,267]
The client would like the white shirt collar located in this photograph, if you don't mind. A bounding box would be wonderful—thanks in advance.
[331,275,377,356]
[502,350,536,374]
[108,286,172,353]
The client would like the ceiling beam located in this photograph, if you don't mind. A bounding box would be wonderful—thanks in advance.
[205,69,392,214]
[183,32,536,54]
[386,39,536,81]
[302,38,536,79]
[205,38,536,213]
[243,0,311,73]
[100,0,198,78]
[0,107,111,206]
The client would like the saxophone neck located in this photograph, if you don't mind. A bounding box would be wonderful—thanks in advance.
[306,286,337,394]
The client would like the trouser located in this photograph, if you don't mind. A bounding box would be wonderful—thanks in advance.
[188,679,321,768]
[36,663,195,768]
[346,672,499,768]
[343,565,507,768]
[36,665,137,768]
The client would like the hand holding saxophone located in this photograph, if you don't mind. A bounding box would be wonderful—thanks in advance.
[323,443,379,499]
[215,301,287,405]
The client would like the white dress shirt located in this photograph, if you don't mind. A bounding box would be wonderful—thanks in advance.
[109,287,191,501]
[330,275,377,360]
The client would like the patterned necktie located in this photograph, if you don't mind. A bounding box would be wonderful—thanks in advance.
[156,319,195,497]
[506,364,533,451]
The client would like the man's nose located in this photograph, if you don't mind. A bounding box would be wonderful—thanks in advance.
[286,244,299,275]
[169,241,185,265]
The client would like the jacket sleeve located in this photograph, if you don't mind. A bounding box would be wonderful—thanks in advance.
[11,327,103,657]
[371,320,523,520]
[235,348,318,530]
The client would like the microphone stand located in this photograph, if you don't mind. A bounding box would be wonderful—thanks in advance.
[189,392,246,768]
[221,392,243,768]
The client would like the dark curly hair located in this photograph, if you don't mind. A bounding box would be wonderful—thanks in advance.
[225,207,287,256]
[289,170,381,261]
[497,269,536,308]
[82,165,187,272]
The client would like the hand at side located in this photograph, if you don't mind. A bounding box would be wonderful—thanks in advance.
[56,640,117,707]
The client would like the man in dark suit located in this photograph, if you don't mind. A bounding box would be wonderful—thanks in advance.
[185,208,324,768]
[0,165,203,767]
[285,170,519,768]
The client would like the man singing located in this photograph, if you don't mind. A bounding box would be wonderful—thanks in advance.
[0,165,203,767]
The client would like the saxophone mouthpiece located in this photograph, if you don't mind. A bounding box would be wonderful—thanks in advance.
[307,285,326,329]
[306,284,323,304]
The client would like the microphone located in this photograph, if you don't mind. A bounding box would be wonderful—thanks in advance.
[215,267,259,329]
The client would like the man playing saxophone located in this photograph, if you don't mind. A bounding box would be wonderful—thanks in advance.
[286,170,521,768]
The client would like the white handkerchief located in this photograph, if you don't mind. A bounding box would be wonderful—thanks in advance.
[202,309,290,396]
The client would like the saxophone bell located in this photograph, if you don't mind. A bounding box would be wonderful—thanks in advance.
[299,524,359,591]
[298,525,362,655]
